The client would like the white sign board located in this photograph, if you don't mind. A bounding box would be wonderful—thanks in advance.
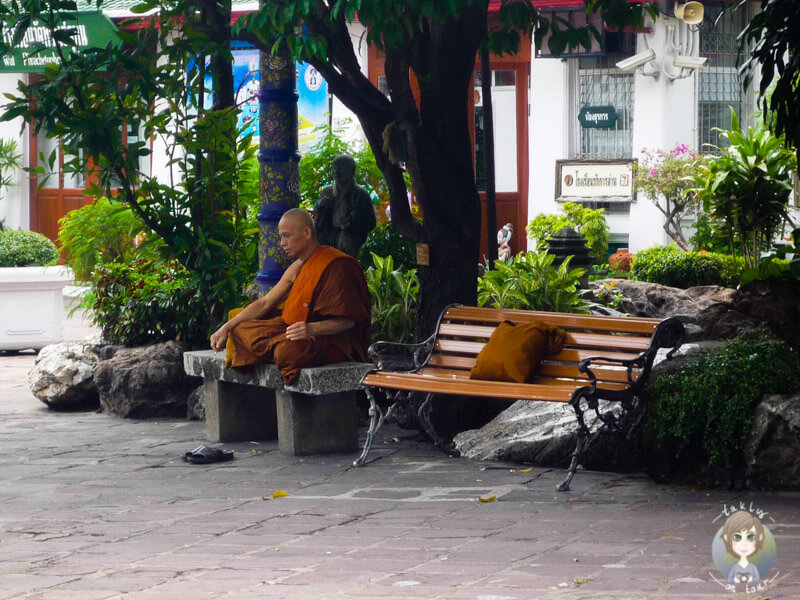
[555,159,635,203]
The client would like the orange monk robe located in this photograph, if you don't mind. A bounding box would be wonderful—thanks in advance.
[226,245,371,385]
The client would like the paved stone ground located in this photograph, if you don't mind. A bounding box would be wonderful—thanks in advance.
[0,308,798,599]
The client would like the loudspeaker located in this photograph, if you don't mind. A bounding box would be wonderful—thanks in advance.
[674,1,704,26]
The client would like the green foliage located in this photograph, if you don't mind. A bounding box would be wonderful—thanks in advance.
[630,245,743,289]
[631,145,704,250]
[358,221,417,272]
[57,198,154,281]
[689,211,740,255]
[364,253,419,344]
[694,108,797,270]
[645,333,800,472]
[739,256,799,287]
[0,0,258,342]
[0,229,59,267]
[0,138,21,215]
[477,251,593,313]
[91,259,207,348]
[739,0,800,160]
[298,122,387,210]
[526,202,609,262]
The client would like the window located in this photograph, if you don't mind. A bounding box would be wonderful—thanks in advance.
[698,3,753,152]
[573,32,636,160]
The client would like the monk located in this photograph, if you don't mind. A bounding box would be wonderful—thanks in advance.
[209,208,372,385]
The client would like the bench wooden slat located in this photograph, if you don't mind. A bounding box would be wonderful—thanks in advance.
[423,357,637,385]
[437,323,652,353]
[443,305,662,335]
[433,338,642,364]
[426,351,642,378]
[362,371,576,402]
[412,367,629,391]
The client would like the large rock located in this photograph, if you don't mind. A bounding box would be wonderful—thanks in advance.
[453,344,713,472]
[733,279,800,353]
[745,392,800,489]
[94,341,201,418]
[28,341,106,410]
[589,280,735,321]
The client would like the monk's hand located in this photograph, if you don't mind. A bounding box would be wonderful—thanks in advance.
[285,321,314,341]
[210,325,229,352]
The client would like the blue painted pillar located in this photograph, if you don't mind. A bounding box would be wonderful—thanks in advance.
[256,45,301,291]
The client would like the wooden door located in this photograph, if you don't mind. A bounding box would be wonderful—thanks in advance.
[29,127,92,243]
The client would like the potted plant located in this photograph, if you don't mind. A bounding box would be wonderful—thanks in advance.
[0,227,73,352]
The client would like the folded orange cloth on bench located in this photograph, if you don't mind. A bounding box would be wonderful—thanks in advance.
[469,319,566,383]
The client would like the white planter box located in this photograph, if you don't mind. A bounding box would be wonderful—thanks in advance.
[0,266,73,351]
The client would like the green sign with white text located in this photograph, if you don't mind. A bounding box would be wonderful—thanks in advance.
[0,12,118,73]
[578,105,617,129]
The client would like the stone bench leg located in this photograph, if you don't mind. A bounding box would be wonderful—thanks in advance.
[276,389,358,456]
[204,379,278,443]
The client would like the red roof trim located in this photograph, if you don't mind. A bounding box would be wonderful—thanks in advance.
[490,0,647,11]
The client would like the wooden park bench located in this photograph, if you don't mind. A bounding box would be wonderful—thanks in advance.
[354,304,685,491]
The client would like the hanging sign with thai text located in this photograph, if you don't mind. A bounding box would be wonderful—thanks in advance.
[0,12,119,73]
[578,105,617,129]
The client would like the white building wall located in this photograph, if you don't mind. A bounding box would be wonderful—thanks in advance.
[528,18,709,255]
[0,73,29,231]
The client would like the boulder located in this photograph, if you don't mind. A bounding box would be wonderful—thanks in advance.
[589,280,729,320]
[693,303,766,342]
[745,392,800,489]
[453,344,714,473]
[186,384,205,421]
[28,341,106,410]
[733,279,800,353]
[94,341,201,418]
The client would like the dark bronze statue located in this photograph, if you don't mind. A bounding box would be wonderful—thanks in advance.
[313,154,376,257]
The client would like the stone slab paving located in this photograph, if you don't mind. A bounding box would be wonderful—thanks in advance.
[1,317,799,599]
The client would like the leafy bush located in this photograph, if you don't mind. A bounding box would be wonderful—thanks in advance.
[526,202,609,262]
[477,251,593,313]
[358,221,417,272]
[91,259,207,347]
[608,248,632,272]
[299,122,387,210]
[364,253,419,343]
[58,197,152,281]
[644,333,800,474]
[0,229,59,267]
[631,244,743,288]
[694,108,796,269]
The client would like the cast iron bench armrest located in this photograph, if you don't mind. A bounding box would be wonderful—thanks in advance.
[367,332,437,372]
[579,354,646,389]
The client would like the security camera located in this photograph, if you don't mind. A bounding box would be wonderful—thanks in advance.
[615,49,656,71]
[673,55,710,69]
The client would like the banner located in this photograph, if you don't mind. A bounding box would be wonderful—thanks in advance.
[0,12,118,73]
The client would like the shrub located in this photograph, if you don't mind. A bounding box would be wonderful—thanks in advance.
[644,332,800,475]
[358,221,417,272]
[630,244,743,288]
[477,251,593,313]
[608,248,632,272]
[91,259,207,347]
[526,202,610,263]
[0,229,59,267]
[364,253,419,343]
[58,197,152,281]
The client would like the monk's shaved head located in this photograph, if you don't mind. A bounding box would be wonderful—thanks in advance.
[280,208,315,236]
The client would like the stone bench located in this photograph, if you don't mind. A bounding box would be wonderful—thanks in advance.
[183,350,373,456]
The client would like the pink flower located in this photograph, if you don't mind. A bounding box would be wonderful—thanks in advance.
[649,168,658,177]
